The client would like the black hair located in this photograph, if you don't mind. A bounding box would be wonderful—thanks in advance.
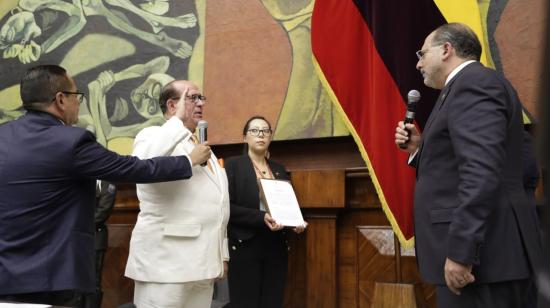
[20,65,73,110]
[432,23,482,61]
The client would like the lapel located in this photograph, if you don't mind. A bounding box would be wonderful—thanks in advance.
[415,70,462,178]
[422,87,450,134]
[244,155,283,180]
[421,62,477,135]
[242,155,282,182]
[243,155,258,179]
[416,88,448,178]
[182,136,223,193]
[205,153,223,193]
[267,159,283,180]
[243,155,261,206]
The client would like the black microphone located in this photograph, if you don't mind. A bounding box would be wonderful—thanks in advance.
[197,120,208,166]
[399,90,421,149]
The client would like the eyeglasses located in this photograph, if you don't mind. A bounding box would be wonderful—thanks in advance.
[247,128,272,137]
[415,50,426,60]
[170,94,207,104]
[415,45,442,60]
[52,91,85,103]
[186,94,207,103]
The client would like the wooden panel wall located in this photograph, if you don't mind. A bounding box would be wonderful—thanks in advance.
[102,225,134,308]
[101,137,436,308]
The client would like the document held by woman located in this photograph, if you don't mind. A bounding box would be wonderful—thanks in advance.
[258,178,306,227]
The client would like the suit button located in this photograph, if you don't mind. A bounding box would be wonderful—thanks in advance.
[238,239,242,243]
[232,246,237,250]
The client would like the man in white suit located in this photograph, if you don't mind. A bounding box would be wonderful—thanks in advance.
[125,80,230,308]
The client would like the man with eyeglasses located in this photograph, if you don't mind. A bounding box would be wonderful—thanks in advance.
[125,80,230,308]
[0,65,212,306]
[395,23,541,307]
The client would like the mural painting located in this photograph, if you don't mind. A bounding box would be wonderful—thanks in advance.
[0,0,202,153]
[0,0,544,151]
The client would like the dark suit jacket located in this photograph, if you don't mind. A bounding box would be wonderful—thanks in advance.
[413,62,542,285]
[0,110,192,295]
[522,130,539,194]
[224,154,288,242]
[95,181,116,250]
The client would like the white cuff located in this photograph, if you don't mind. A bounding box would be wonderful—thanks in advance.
[222,238,230,261]
[408,149,419,164]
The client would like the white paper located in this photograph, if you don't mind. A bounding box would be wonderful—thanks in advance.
[259,179,305,227]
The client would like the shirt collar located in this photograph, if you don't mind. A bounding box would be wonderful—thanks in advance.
[445,60,476,85]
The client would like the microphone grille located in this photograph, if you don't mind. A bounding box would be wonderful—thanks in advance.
[197,120,208,129]
[407,90,421,103]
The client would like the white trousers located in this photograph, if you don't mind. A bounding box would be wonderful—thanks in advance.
[133,279,214,308]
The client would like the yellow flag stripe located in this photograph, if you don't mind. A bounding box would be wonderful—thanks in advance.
[433,0,532,123]
[433,0,493,68]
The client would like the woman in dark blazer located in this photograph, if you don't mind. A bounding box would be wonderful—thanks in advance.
[224,116,306,308]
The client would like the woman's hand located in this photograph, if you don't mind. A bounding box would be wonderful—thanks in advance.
[216,261,229,281]
[264,213,284,231]
[292,221,308,234]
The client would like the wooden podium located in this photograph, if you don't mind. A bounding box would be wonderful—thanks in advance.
[371,282,425,308]
[289,170,346,308]
[287,169,435,308]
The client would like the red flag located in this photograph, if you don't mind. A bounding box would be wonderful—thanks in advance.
[311,0,445,246]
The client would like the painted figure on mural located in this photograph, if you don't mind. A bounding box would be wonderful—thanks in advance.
[260,0,347,140]
[0,0,540,151]
[78,56,175,148]
[0,0,196,64]
[0,0,201,154]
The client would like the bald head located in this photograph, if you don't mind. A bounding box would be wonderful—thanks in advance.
[159,80,191,114]
[431,23,482,61]
[158,80,204,131]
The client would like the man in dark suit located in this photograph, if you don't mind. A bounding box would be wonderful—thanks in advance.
[0,65,211,306]
[395,23,542,307]
[84,180,117,308]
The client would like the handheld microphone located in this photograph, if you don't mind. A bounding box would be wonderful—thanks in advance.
[197,120,208,166]
[399,90,421,149]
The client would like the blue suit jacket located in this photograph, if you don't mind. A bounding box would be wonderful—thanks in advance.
[0,111,192,294]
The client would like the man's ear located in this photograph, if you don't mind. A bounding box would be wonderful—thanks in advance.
[53,92,66,111]
[164,99,173,114]
[171,99,179,113]
[441,42,452,60]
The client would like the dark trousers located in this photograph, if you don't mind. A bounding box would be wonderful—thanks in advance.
[84,248,106,308]
[436,278,535,308]
[0,290,83,307]
[227,230,288,308]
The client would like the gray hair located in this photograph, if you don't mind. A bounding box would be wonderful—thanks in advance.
[432,23,482,61]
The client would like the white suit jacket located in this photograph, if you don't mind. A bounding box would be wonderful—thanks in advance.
[125,117,230,283]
